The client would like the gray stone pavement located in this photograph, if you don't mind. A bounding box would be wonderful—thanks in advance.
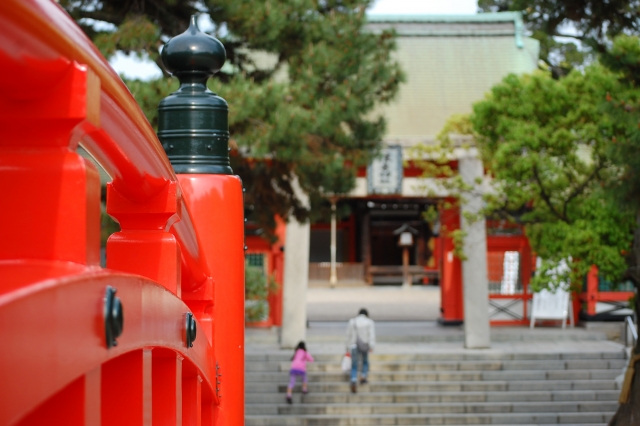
[299,284,628,353]
[247,320,628,360]
[307,285,441,322]
[252,284,629,356]
[247,285,626,426]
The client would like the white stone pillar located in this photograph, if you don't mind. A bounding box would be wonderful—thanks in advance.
[459,151,491,349]
[281,180,311,348]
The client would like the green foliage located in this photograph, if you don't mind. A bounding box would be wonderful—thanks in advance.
[449,229,468,261]
[416,61,638,287]
[409,114,474,200]
[95,16,162,61]
[123,78,180,129]
[62,0,404,236]
[600,36,640,214]
[478,0,640,77]
[245,261,277,323]
[409,114,477,256]
[473,66,621,223]
[472,65,636,288]
[100,203,120,247]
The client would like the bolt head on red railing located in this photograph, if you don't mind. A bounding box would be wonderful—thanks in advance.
[104,286,124,349]
[158,15,232,174]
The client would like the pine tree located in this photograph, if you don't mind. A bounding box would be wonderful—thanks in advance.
[598,35,640,425]
[471,65,636,289]
[478,0,640,77]
[61,0,404,234]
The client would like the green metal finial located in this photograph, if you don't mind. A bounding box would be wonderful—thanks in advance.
[158,15,233,175]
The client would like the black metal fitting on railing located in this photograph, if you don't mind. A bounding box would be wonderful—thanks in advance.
[216,361,222,398]
[185,312,197,348]
[158,15,232,175]
[104,286,124,349]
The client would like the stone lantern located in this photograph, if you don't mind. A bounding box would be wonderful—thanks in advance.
[393,223,419,286]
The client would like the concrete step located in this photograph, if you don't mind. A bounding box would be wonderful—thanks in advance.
[245,330,611,345]
[245,351,625,363]
[245,389,620,404]
[246,400,618,415]
[246,369,621,383]
[246,358,626,373]
[316,359,624,371]
[245,345,623,425]
[247,379,619,394]
[245,411,613,425]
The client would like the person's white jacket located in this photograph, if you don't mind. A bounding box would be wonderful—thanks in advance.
[346,314,375,351]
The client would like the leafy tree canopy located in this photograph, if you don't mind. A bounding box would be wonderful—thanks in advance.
[414,62,637,290]
[593,36,640,426]
[600,35,640,206]
[478,0,640,77]
[419,33,640,424]
[61,0,404,235]
[473,64,637,289]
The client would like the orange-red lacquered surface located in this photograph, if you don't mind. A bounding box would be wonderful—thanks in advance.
[487,234,533,326]
[579,265,634,318]
[0,0,210,290]
[0,1,245,424]
[245,216,286,327]
[439,200,464,323]
[177,174,245,426]
[0,151,101,266]
[0,0,171,200]
[0,264,217,425]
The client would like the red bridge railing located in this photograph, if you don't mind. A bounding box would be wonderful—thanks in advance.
[0,1,245,425]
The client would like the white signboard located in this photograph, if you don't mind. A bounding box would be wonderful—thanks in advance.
[500,251,520,295]
[530,258,573,328]
[368,146,402,195]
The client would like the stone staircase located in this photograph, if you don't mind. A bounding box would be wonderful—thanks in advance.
[245,350,625,425]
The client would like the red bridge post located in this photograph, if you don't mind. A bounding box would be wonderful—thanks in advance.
[158,17,246,425]
[0,1,243,424]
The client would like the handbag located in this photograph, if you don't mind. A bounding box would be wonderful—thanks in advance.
[355,326,370,352]
[341,352,352,372]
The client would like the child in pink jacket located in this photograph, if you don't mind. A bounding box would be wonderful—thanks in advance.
[286,341,314,404]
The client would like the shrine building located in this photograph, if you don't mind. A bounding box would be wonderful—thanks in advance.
[245,12,542,328]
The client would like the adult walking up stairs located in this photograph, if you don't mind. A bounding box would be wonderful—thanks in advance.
[246,323,626,426]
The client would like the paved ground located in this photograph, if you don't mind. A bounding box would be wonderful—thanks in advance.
[249,286,627,426]
[246,321,628,366]
[307,285,441,322]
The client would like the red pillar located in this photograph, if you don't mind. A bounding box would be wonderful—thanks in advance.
[269,216,287,326]
[177,175,244,426]
[106,181,182,296]
[585,265,599,316]
[0,62,101,268]
[438,200,464,325]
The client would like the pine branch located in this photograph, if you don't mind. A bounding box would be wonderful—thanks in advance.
[562,163,604,220]
[533,164,568,223]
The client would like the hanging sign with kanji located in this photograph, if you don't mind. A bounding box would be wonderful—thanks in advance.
[367,145,403,195]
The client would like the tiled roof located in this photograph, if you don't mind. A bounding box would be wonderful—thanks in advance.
[367,12,539,143]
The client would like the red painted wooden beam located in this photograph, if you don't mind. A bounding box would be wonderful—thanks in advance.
[0,262,217,425]
[0,0,211,291]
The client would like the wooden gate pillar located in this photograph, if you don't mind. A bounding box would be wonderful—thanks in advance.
[438,199,464,325]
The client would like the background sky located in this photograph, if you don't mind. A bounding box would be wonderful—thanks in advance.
[110,0,480,80]
[368,0,477,15]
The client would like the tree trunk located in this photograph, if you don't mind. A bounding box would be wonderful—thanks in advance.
[608,217,640,426]
[609,369,640,425]
[607,294,640,425]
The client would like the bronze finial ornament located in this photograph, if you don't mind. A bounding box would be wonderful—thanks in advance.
[158,15,232,174]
